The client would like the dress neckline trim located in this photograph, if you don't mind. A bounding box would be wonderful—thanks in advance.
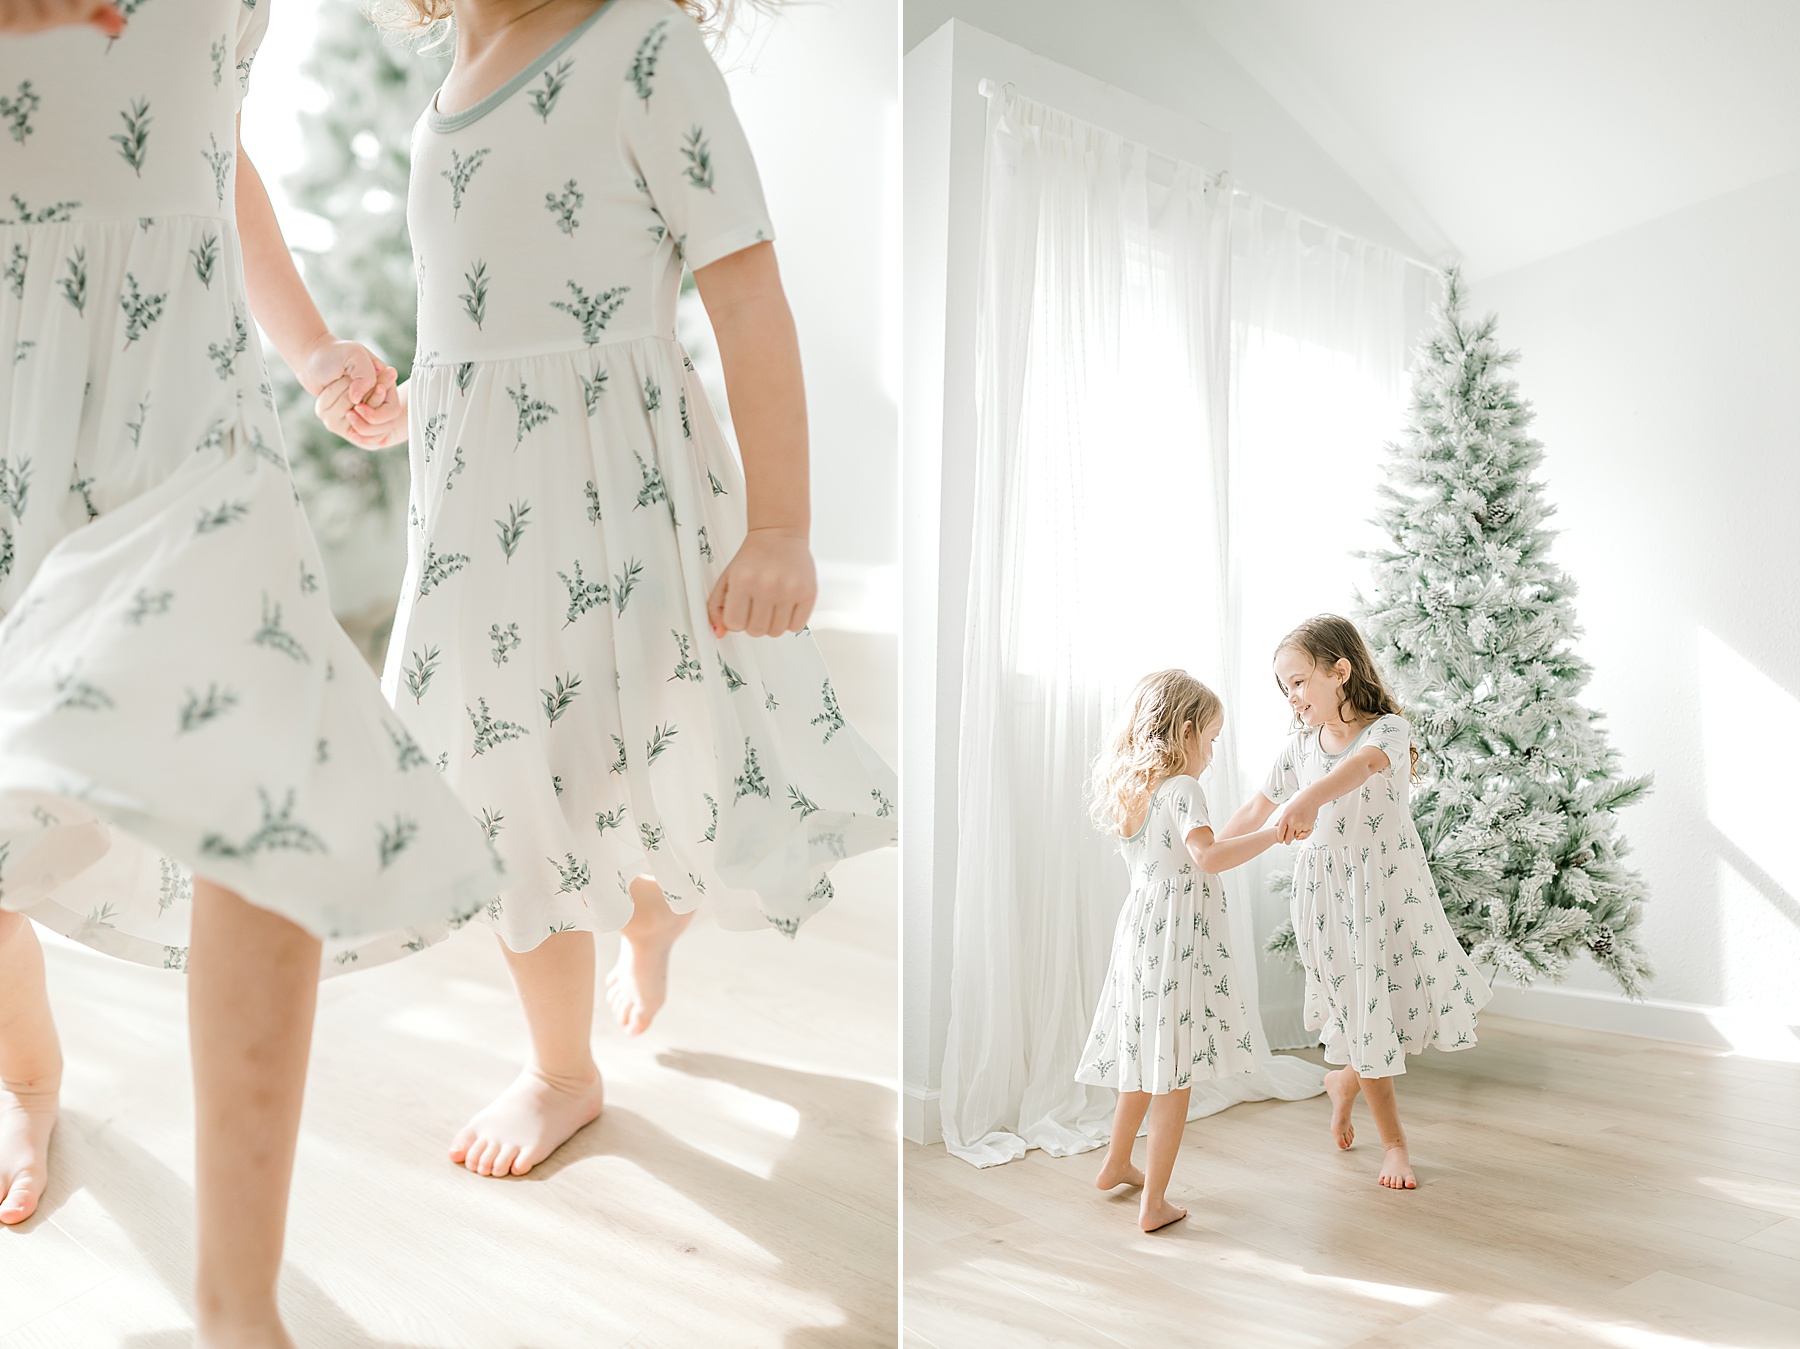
[426,0,617,134]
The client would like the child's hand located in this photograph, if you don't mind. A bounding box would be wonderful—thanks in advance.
[295,336,389,404]
[707,528,816,638]
[1275,799,1317,844]
[318,372,408,450]
[0,0,124,34]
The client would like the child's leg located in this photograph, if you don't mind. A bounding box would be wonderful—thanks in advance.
[603,875,695,1036]
[0,910,62,1226]
[1094,1090,1150,1190]
[1357,1074,1415,1190]
[187,878,319,1349]
[1139,1088,1191,1233]
[450,930,605,1177]
[1323,1066,1361,1150]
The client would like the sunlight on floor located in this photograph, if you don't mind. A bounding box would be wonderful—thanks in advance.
[1494,1301,1722,1349]
[1220,1245,1444,1309]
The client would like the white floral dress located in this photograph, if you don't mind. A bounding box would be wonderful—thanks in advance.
[386,0,896,947]
[1075,776,1259,1095]
[1264,714,1492,1076]
[0,0,503,973]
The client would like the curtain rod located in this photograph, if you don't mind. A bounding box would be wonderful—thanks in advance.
[978,79,1445,277]
[1213,175,1442,276]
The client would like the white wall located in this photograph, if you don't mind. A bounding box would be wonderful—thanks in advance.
[1468,168,1800,1052]
[902,7,1428,1142]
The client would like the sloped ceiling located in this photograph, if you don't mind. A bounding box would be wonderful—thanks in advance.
[1182,0,1800,278]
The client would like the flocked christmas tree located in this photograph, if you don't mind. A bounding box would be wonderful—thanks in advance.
[1350,269,1653,995]
[270,6,449,621]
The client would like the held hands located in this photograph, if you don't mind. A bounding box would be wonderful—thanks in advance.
[707,527,816,638]
[1274,794,1319,844]
[0,0,124,33]
[304,338,405,450]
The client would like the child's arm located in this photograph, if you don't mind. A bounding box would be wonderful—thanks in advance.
[1186,825,1279,876]
[0,0,123,33]
[1273,745,1390,842]
[234,127,396,415]
[1217,793,1279,841]
[694,241,817,640]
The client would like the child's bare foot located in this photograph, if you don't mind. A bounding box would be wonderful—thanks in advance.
[1094,1158,1145,1190]
[603,887,695,1035]
[1378,1143,1416,1190]
[448,1066,604,1177]
[0,1081,57,1225]
[1324,1067,1358,1150]
[1139,1197,1187,1232]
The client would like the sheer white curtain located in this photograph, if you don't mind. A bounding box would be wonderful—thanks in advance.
[1224,196,1413,1048]
[939,89,1324,1167]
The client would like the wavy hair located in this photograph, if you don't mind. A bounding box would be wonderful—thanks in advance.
[1274,614,1417,775]
[1089,670,1223,836]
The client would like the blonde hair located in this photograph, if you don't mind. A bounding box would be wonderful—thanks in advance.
[1274,614,1418,775]
[365,0,784,41]
[1089,670,1223,836]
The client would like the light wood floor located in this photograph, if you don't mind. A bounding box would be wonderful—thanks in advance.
[0,632,898,1349]
[905,1018,1800,1348]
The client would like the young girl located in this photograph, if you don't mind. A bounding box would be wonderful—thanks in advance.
[1075,670,1284,1232]
[1220,614,1491,1190]
[323,0,897,1179]
[0,0,499,1341]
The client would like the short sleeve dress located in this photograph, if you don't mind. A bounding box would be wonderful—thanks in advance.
[388,0,897,947]
[0,1,502,972]
[1264,714,1492,1076]
[1074,776,1259,1095]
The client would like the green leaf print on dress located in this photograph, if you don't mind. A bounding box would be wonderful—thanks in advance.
[57,248,86,315]
[468,698,529,755]
[627,20,670,107]
[377,816,418,868]
[681,126,714,191]
[442,147,489,220]
[611,557,642,614]
[489,622,522,666]
[717,653,745,691]
[53,671,113,712]
[0,81,38,144]
[191,232,219,288]
[460,260,489,329]
[418,544,470,596]
[123,587,173,625]
[202,133,232,205]
[199,788,328,861]
[811,679,844,743]
[386,721,430,771]
[733,738,769,802]
[403,645,440,702]
[667,630,701,682]
[633,451,668,510]
[506,381,557,445]
[3,196,79,225]
[787,785,819,817]
[528,59,574,122]
[495,500,531,559]
[208,308,249,379]
[581,369,609,416]
[550,853,590,892]
[641,377,661,414]
[645,722,677,763]
[557,560,608,626]
[4,245,24,300]
[194,499,249,533]
[545,179,583,235]
[119,272,165,347]
[550,281,629,345]
[541,673,581,723]
[595,804,627,834]
[210,36,227,87]
[251,595,310,664]
[111,98,152,177]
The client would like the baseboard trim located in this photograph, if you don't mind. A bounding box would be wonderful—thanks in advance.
[904,1085,942,1145]
[1487,981,1800,1062]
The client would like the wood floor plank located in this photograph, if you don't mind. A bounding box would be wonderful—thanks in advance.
[907,1020,1800,1347]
